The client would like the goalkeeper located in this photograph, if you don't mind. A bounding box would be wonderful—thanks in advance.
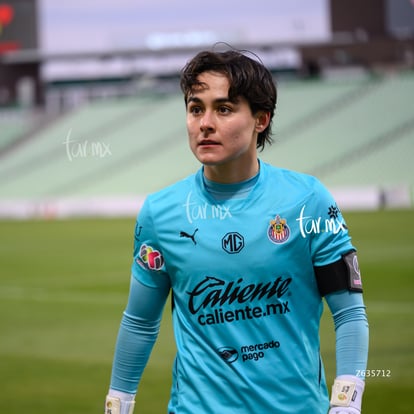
[105,48,369,414]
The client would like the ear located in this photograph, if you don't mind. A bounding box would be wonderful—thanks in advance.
[255,111,271,132]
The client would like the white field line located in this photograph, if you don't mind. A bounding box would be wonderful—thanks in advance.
[364,301,414,315]
[0,285,126,306]
[0,286,412,314]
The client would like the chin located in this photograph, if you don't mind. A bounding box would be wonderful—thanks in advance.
[194,152,222,166]
[196,157,219,166]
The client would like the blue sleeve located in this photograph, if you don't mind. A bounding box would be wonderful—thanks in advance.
[307,178,354,266]
[325,290,369,379]
[110,276,170,393]
[131,197,170,288]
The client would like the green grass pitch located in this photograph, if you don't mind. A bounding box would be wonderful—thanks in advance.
[0,210,413,413]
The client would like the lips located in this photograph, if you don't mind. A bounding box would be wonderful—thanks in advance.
[199,140,220,146]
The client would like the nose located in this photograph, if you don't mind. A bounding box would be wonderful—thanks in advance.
[200,111,215,134]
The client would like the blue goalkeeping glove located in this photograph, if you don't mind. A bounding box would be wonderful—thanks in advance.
[328,375,365,414]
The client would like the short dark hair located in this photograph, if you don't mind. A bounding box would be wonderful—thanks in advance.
[180,49,277,150]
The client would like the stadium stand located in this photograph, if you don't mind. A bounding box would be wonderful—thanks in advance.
[0,72,413,217]
[0,109,32,151]
[263,72,414,179]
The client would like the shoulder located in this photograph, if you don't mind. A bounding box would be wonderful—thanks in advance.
[259,161,336,212]
[261,161,327,195]
[142,172,198,213]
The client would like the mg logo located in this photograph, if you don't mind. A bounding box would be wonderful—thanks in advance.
[222,232,244,254]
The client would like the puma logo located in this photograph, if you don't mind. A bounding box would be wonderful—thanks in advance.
[180,228,199,245]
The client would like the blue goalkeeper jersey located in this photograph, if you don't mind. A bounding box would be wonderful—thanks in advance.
[132,160,355,414]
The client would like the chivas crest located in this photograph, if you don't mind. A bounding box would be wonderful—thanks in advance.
[268,215,290,244]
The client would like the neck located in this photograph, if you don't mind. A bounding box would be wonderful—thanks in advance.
[203,170,259,201]
[204,158,259,184]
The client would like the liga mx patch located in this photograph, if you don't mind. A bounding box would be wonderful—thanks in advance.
[268,215,290,244]
[136,243,164,271]
[343,251,363,292]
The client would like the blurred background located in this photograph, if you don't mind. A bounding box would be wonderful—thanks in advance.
[0,1,413,413]
[0,0,414,215]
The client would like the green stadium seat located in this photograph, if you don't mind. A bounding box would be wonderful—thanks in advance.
[0,73,413,208]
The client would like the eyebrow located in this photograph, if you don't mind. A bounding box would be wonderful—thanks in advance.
[186,96,237,105]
